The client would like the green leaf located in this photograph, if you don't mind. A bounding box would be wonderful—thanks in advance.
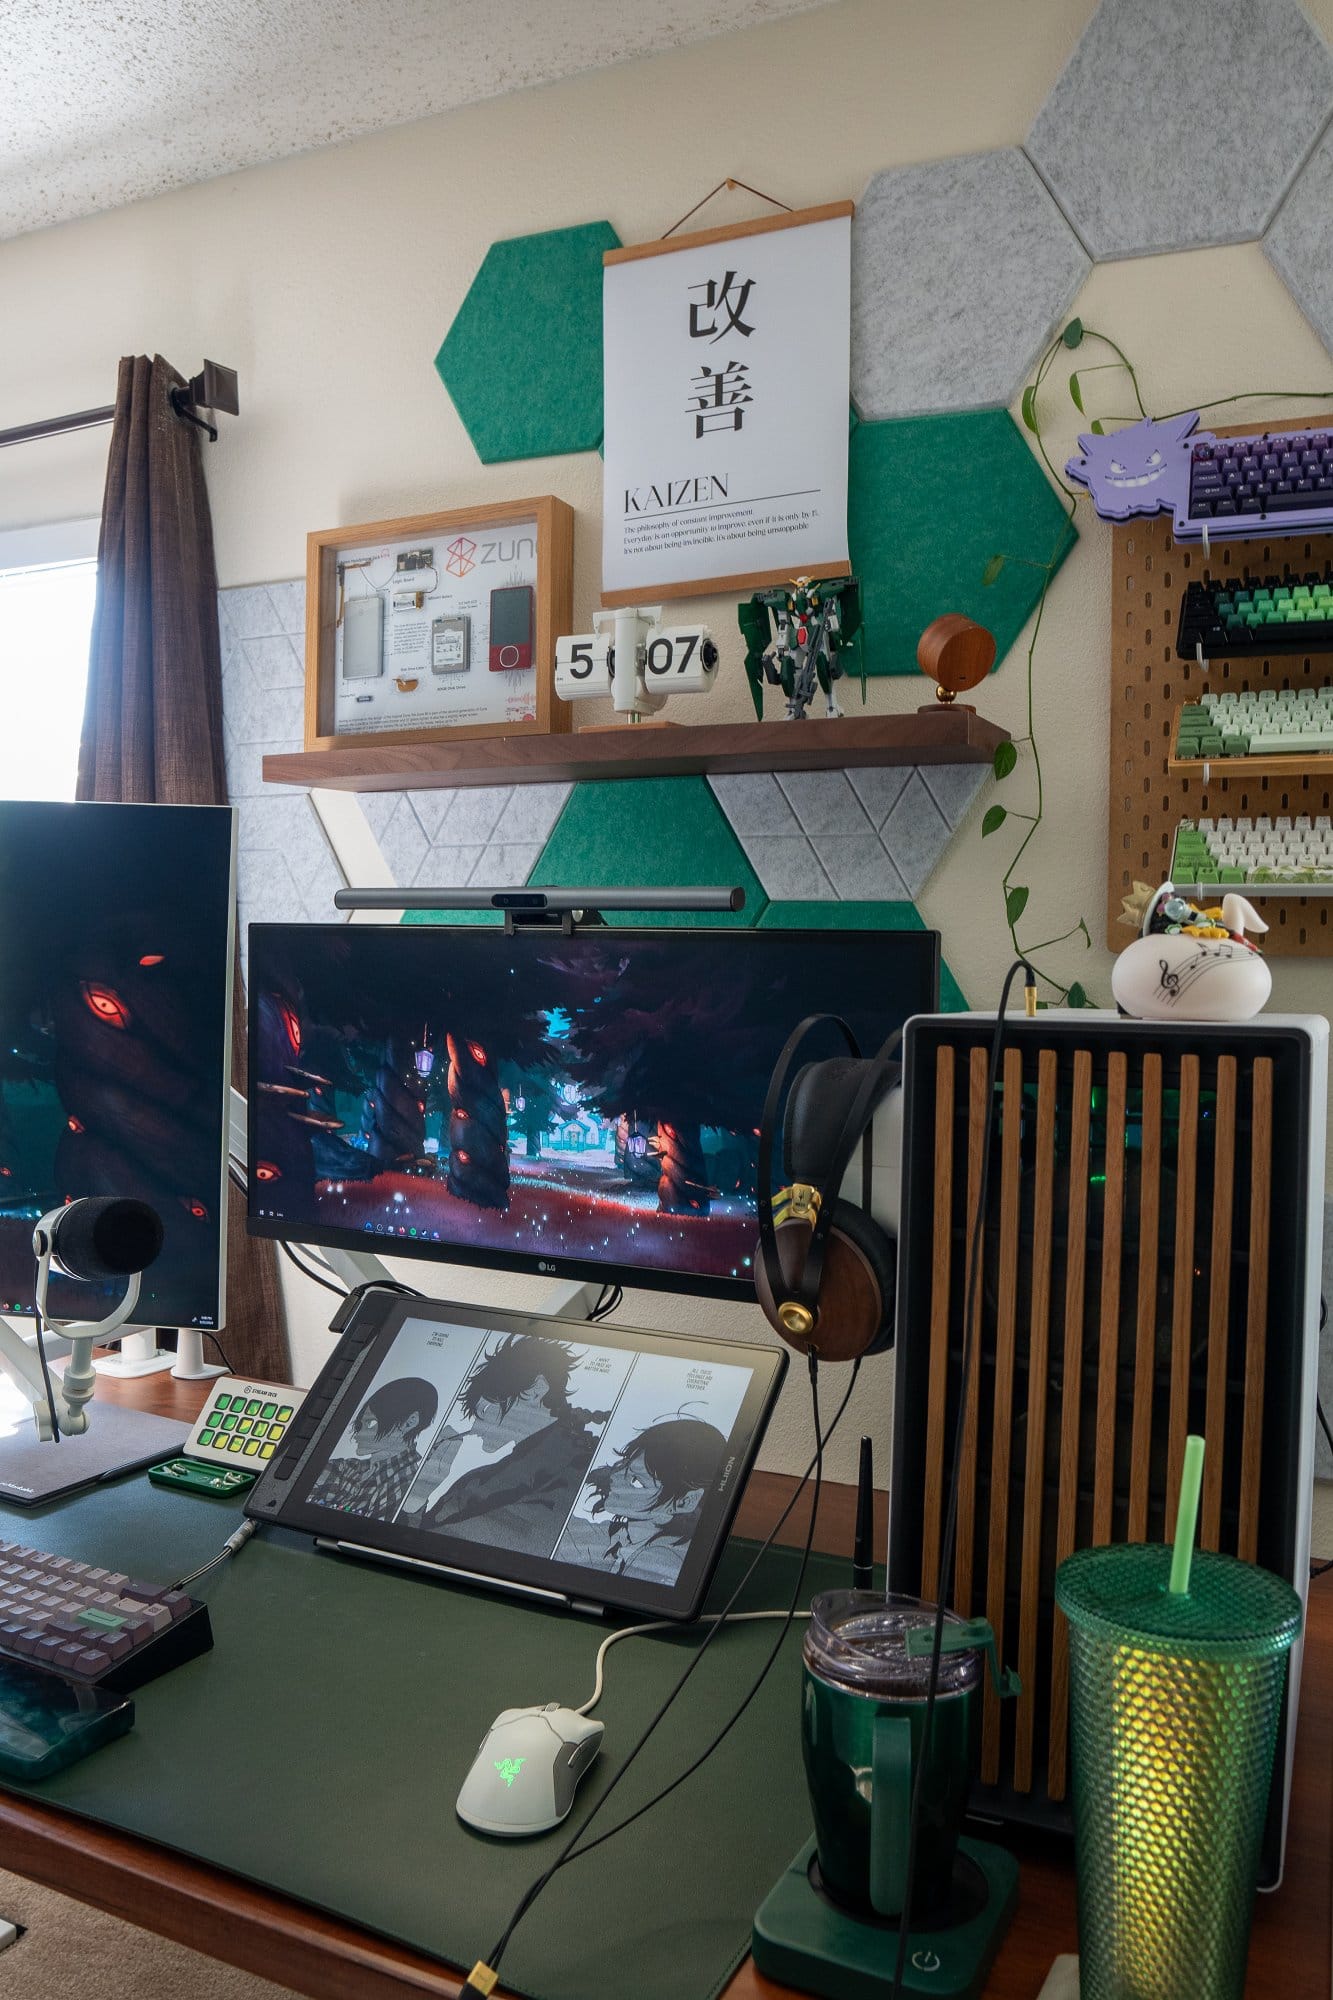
[1090,419,1106,436]
[1062,318,1084,349]
[981,553,1006,587]
[1068,372,1084,414]
[981,805,1007,838]
[1066,980,1088,1008]
[1005,884,1029,928]
[1020,384,1039,434]
[992,741,1018,780]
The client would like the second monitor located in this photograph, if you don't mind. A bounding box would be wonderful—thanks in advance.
[246,922,938,1301]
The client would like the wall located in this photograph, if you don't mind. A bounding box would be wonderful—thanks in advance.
[3,0,1333,1486]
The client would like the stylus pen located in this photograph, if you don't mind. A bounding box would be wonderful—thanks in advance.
[852,1435,874,1591]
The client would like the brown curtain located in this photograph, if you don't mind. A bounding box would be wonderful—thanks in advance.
[79,355,289,1380]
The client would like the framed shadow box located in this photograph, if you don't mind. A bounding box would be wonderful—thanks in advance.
[303,496,573,752]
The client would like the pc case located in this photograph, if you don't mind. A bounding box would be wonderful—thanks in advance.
[888,1011,1327,1889]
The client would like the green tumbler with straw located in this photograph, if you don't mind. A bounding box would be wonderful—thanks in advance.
[1056,1437,1302,2000]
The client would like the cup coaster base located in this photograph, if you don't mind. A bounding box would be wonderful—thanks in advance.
[752,1835,1019,2000]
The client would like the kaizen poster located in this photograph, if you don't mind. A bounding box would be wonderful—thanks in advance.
[601,202,853,604]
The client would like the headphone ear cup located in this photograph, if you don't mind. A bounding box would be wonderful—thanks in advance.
[753,1203,896,1361]
[827,1200,896,1357]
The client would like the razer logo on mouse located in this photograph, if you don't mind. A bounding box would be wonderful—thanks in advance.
[495,1756,526,1787]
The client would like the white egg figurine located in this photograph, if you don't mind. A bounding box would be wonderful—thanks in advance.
[1112,887,1272,1023]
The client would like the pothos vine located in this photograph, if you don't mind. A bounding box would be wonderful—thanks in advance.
[980,318,1333,1004]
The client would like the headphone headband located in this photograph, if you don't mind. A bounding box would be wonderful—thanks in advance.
[756,1015,903,1340]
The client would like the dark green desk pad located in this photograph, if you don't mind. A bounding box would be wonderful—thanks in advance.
[0,1474,838,2000]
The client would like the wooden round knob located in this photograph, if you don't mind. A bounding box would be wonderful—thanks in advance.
[917,615,996,696]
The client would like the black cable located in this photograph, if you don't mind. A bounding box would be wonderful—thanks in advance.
[278,1239,346,1297]
[586,1282,623,1322]
[202,1331,237,1373]
[1317,1388,1333,1462]
[470,1352,850,1988]
[32,1306,61,1446]
[890,959,1033,1997]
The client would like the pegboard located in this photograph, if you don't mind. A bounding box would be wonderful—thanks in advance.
[1108,422,1333,957]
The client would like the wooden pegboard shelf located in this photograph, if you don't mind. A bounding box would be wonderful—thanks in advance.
[262,708,1010,794]
[1108,417,1333,958]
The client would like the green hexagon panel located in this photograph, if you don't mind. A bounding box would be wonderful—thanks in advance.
[435,221,620,463]
[849,409,1076,676]
[529,777,764,928]
[757,899,967,1010]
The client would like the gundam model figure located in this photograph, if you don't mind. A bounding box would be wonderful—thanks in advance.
[737,574,864,721]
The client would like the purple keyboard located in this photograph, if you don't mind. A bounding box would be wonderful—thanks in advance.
[0,1538,212,1693]
[1189,430,1333,531]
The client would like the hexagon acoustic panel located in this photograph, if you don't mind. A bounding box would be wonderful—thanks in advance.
[528,776,765,927]
[1027,0,1333,261]
[434,221,620,463]
[852,149,1088,421]
[848,410,1076,677]
[1265,123,1333,353]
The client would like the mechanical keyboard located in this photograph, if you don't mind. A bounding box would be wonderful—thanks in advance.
[1187,429,1333,534]
[1178,572,1333,661]
[0,1538,212,1692]
[1171,815,1333,889]
[1174,687,1333,760]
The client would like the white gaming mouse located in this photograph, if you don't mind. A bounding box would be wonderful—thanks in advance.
[456,1703,605,1838]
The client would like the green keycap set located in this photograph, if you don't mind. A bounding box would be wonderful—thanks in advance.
[184,1375,305,1467]
[1174,686,1333,760]
[1177,572,1333,660]
[1170,814,1333,889]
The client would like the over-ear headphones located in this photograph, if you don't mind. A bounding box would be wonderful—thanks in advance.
[754,1016,901,1362]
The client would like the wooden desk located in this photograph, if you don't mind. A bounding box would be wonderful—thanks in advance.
[0,1371,1326,2000]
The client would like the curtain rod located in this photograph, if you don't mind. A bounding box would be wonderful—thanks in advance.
[0,361,238,452]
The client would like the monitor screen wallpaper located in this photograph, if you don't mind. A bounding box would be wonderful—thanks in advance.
[247,923,937,1299]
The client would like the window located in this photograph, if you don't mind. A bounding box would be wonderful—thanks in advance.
[0,520,99,801]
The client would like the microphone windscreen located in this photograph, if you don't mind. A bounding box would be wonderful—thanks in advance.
[54,1198,165,1281]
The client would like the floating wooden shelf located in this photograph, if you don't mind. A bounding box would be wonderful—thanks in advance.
[262,708,1009,793]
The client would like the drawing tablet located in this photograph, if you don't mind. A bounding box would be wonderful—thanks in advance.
[245,1293,786,1620]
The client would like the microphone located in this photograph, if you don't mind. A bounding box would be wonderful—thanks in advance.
[34,1197,164,1283]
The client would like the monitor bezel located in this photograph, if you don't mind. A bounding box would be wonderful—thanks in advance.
[245,920,939,1303]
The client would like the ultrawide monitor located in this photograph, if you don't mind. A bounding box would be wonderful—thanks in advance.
[246,922,938,1301]
[0,801,236,1329]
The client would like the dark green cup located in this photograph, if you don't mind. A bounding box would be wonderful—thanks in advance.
[801,1591,984,1926]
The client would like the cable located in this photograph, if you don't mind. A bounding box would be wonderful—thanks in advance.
[586,1282,622,1322]
[168,1516,260,1593]
[890,959,1034,1999]
[203,1331,236,1373]
[461,1352,849,1997]
[32,1306,61,1446]
[574,1609,813,1717]
[1317,1387,1333,1462]
[278,1239,346,1298]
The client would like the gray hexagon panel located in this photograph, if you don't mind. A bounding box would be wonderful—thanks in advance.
[851,148,1088,420]
[1028,0,1333,261]
[1265,122,1333,352]
[707,766,987,902]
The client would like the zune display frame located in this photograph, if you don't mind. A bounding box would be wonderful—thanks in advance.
[244,920,939,1303]
[244,1292,788,1622]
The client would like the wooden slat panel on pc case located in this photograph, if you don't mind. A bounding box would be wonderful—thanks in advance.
[921,1045,955,1598]
[953,1047,988,1617]
[1048,1048,1093,1803]
[1093,1053,1128,1545]
[1128,1053,1162,1545]
[1239,1058,1273,1564]
[1203,1057,1238,1551]
[1015,1049,1058,1793]
[981,1047,1023,1786]
[1167,1056,1201,1518]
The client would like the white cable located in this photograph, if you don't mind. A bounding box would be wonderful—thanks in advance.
[575,1609,812,1718]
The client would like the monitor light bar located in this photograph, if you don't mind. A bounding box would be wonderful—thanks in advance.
[333,885,746,914]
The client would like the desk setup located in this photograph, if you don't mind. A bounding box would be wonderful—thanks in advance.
[0,798,1327,2000]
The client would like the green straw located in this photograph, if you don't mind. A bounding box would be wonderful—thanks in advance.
[1169,1434,1206,1594]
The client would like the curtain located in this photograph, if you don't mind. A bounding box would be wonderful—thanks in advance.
[79,355,289,1381]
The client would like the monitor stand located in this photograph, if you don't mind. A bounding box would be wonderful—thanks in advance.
[94,1326,177,1379]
